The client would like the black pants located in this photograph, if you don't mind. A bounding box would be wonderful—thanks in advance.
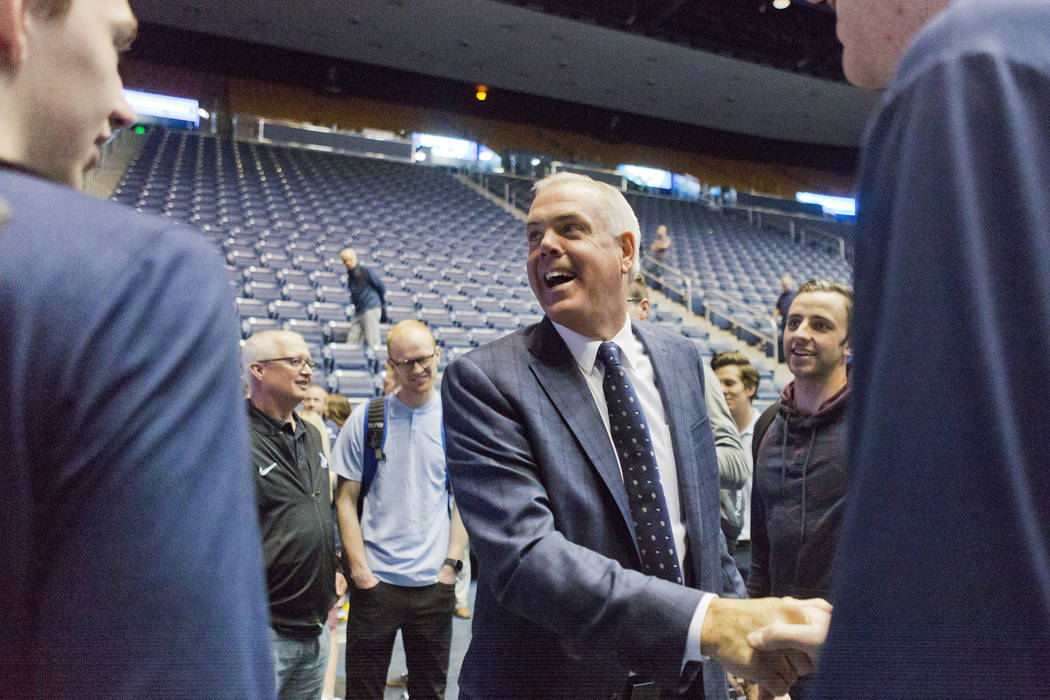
[345,581,455,700]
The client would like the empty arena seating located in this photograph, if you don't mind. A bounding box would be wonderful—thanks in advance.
[110,129,533,397]
[111,128,846,402]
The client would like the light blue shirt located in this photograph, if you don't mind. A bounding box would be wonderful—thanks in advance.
[331,393,450,587]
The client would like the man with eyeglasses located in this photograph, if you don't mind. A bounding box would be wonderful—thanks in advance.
[332,320,468,700]
[242,330,342,699]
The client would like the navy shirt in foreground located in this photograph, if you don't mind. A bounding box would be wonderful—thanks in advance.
[815,1,1050,696]
[0,170,275,698]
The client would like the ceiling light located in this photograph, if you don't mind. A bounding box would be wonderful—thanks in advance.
[475,85,488,101]
[772,0,791,8]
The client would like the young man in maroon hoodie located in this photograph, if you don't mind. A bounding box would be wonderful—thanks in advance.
[748,279,851,698]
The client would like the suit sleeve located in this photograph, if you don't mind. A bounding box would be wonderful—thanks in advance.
[442,354,703,684]
[702,365,748,490]
[17,228,274,697]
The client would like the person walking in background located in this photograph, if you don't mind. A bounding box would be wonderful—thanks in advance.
[341,247,386,350]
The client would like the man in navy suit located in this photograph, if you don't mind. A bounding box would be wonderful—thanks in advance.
[442,172,829,698]
[0,0,273,695]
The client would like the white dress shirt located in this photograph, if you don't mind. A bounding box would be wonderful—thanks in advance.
[551,316,714,667]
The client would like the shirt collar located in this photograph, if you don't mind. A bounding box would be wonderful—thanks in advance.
[551,314,639,374]
[389,391,441,414]
[248,399,303,436]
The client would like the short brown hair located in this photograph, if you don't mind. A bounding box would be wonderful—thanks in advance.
[326,394,352,429]
[796,278,853,344]
[25,0,72,18]
[710,351,760,400]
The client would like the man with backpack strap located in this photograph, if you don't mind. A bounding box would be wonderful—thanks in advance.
[332,320,468,700]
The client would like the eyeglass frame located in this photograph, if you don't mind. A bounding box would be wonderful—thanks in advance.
[389,352,437,370]
[256,356,318,371]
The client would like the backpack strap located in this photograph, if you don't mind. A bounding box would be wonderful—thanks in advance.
[751,401,781,466]
[358,395,387,518]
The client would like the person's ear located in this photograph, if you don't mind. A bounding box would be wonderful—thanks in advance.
[0,0,28,70]
[618,231,636,275]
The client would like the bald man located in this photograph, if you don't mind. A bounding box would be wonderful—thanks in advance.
[332,321,468,700]
[341,248,386,349]
[243,330,341,699]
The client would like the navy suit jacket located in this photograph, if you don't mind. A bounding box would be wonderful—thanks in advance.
[442,317,745,698]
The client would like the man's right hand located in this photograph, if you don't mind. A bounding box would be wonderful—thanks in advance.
[352,572,380,590]
[700,596,830,696]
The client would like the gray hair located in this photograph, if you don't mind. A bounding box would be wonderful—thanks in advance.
[533,172,641,277]
[240,330,303,384]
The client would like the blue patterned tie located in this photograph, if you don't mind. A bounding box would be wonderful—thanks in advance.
[597,341,683,584]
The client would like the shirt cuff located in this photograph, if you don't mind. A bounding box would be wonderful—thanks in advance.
[683,593,716,668]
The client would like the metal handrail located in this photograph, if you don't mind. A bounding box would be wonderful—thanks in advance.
[641,255,693,315]
[704,288,778,351]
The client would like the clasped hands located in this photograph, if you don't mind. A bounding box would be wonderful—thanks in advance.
[700,596,831,698]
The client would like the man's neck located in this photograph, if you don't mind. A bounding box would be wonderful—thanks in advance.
[732,405,756,433]
[250,394,296,427]
[395,388,435,410]
[792,366,847,415]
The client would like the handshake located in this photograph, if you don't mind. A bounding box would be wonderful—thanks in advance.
[700,596,832,698]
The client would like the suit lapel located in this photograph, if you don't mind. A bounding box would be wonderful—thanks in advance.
[633,323,707,577]
[525,319,635,532]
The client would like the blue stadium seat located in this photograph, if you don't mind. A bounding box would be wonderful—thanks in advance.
[269,300,310,321]
[435,327,472,349]
[472,297,504,313]
[284,319,324,345]
[242,316,280,338]
[326,370,378,400]
[324,343,370,372]
[325,321,356,345]
[453,311,487,329]
[245,281,281,301]
[485,311,517,330]
[444,295,474,312]
[318,285,351,305]
[309,302,348,322]
[383,305,417,324]
[283,283,319,304]
[236,297,268,318]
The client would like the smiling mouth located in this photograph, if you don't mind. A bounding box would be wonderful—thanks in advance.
[544,270,577,288]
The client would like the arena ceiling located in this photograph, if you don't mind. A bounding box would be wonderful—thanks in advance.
[131,0,882,153]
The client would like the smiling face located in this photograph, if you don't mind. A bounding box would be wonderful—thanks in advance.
[714,364,756,418]
[525,179,635,340]
[386,320,439,405]
[250,331,314,408]
[7,0,137,188]
[784,290,851,386]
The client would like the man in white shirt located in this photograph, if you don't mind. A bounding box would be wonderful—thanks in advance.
[710,351,762,577]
